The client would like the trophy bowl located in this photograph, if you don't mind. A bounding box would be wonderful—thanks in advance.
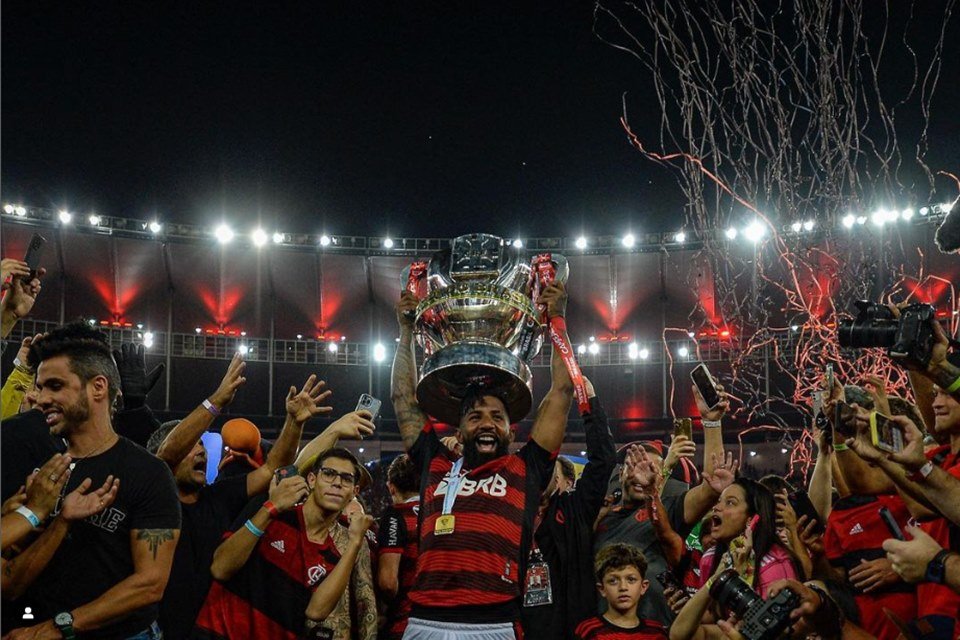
[407,234,566,425]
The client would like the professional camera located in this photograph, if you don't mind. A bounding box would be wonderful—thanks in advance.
[709,569,800,640]
[837,301,937,366]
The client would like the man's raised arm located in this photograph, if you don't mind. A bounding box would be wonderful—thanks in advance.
[529,283,573,452]
[391,291,427,451]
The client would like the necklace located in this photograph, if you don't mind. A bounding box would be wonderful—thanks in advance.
[68,433,119,470]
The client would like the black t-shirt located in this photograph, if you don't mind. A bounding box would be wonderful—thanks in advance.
[25,437,181,639]
[0,409,62,502]
[159,475,249,640]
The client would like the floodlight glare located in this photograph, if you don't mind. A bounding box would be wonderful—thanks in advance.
[214,223,234,244]
[383,237,395,249]
[744,220,766,243]
[842,214,855,228]
[14,206,27,217]
[870,210,886,226]
[790,221,802,233]
[749,451,758,457]
[296,334,303,340]
[725,227,738,240]
[3,204,14,214]
[195,327,202,334]
[272,232,284,244]
[148,220,162,234]
[803,220,815,231]
[942,202,955,213]
[588,342,600,355]
[143,332,155,349]
[58,210,73,224]
[575,236,587,250]
[89,214,102,225]
[319,235,331,247]
[238,344,249,356]
[901,208,914,220]
[621,233,635,248]
[677,346,689,357]
[674,231,686,243]
[373,343,387,362]
[328,341,339,353]
[576,344,587,355]
[251,228,268,247]
[856,216,867,225]
[639,348,650,360]
[919,207,930,216]
[628,343,639,360]
[512,238,523,249]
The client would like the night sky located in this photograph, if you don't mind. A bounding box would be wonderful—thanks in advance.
[2,2,957,239]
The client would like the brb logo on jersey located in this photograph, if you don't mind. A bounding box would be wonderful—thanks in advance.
[435,474,508,498]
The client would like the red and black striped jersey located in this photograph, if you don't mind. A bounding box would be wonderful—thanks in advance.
[377,500,420,639]
[193,504,342,640]
[573,616,668,640]
[409,422,554,623]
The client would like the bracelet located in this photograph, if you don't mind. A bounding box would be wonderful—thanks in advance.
[15,506,41,528]
[833,442,848,451]
[947,375,960,394]
[244,519,265,537]
[263,500,280,518]
[908,460,936,482]
[702,419,721,429]
[202,398,221,416]
[805,583,844,638]
[12,356,32,373]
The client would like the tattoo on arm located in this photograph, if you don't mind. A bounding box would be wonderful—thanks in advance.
[391,340,426,450]
[353,544,378,639]
[136,529,174,560]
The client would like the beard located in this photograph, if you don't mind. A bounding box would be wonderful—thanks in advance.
[52,393,91,436]
[461,434,510,469]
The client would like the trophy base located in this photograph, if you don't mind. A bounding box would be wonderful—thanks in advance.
[417,341,533,426]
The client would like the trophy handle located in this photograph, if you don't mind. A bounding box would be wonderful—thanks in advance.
[551,255,569,286]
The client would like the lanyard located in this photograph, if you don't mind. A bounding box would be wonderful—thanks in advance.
[441,458,465,516]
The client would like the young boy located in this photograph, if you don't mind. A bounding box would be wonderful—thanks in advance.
[574,543,668,639]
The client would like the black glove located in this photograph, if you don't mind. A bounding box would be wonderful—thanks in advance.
[113,343,164,409]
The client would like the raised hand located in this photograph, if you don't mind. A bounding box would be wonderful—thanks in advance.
[440,436,463,457]
[625,445,658,492]
[844,404,884,463]
[887,415,927,472]
[0,258,30,287]
[396,290,419,329]
[26,453,72,520]
[664,434,696,471]
[208,352,248,410]
[775,490,798,533]
[285,375,333,424]
[330,410,376,439]
[61,476,120,522]
[14,334,41,370]
[1,267,45,318]
[113,342,165,409]
[348,511,375,542]
[269,475,310,512]
[703,452,738,493]
[796,515,824,558]
[692,382,730,422]
[536,282,567,319]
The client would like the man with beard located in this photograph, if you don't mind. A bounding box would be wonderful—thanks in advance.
[9,322,181,639]
[391,282,573,639]
[145,353,345,638]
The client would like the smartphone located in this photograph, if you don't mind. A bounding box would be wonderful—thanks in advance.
[825,364,834,395]
[23,233,46,279]
[656,570,685,593]
[274,464,299,484]
[788,490,825,534]
[673,418,693,441]
[878,506,905,540]
[834,401,856,438]
[690,363,722,409]
[356,393,382,421]
[870,412,904,453]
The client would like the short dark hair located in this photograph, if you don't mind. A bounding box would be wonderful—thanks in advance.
[28,321,121,405]
[758,474,794,495]
[843,385,874,410]
[594,543,648,582]
[147,420,181,455]
[311,447,362,483]
[557,456,576,484]
[387,454,419,493]
[459,384,511,423]
[888,396,926,433]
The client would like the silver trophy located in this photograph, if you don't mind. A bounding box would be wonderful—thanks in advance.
[404,234,568,424]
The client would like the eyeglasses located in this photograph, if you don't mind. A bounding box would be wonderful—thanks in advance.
[318,467,357,487]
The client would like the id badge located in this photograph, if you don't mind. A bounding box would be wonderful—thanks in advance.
[434,514,456,535]
[523,560,553,607]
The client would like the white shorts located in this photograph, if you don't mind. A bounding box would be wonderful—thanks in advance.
[402,617,518,640]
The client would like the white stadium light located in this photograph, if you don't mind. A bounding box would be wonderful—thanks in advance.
[856,216,867,225]
[272,232,284,244]
[749,451,758,457]
[919,207,930,216]
[744,220,766,243]
[674,231,686,243]
[328,341,339,353]
[512,238,523,249]
[942,202,955,213]
[725,227,738,240]
[3,204,13,214]
[790,221,802,233]
[842,214,855,228]
[383,238,395,249]
[575,236,587,250]
[214,223,234,244]
[238,344,249,356]
[251,228,268,247]
[588,342,600,355]
[870,210,886,226]
[628,343,639,360]
[621,233,635,248]
[639,347,650,360]
[677,346,689,357]
[803,220,815,231]
[319,235,331,247]
[296,334,303,340]
[901,208,914,220]
[14,206,27,216]
[143,332,155,349]
[577,344,587,355]
[148,220,162,234]
[58,209,73,224]
[89,214,102,225]
[195,327,202,334]
[373,343,387,363]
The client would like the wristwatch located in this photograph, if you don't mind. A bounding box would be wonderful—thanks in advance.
[924,549,952,584]
[54,611,76,639]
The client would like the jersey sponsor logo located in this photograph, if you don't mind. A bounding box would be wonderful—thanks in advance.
[849,523,864,535]
[307,563,328,586]
[270,539,286,553]
[435,473,508,498]
[387,517,400,546]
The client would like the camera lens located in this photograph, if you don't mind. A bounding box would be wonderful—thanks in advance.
[709,569,762,616]
[837,319,897,349]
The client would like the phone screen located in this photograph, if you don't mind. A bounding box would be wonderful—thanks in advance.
[834,401,856,438]
[872,412,904,453]
[690,364,721,409]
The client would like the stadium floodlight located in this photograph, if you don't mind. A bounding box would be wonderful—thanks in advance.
[677,346,689,357]
[272,232,284,244]
[803,220,815,231]
[319,234,331,247]
[214,223,234,244]
[942,202,955,213]
[790,221,802,233]
[512,238,523,249]
[575,236,587,250]
[725,227,738,240]
[296,334,303,340]
[3,204,14,214]
[901,209,914,220]
[143,332,155,349]
[744,220,766,243]
[195,327,202,334]
[328,341,339,353]
[674,231,686,243]
[870,210,886,226]
[373,343,387,362]
[856,216,867,225]
[621,233,635,248]
[238,344,249,356]
[251,228,268,247]
[383,238,395,249]
[749,451,758,457]
[639,347,650,360]
[14,206,27,216]
[842,214,855,228]
[628,343,639,360]
[588,342,600,355]
[58,210,73,224]
[89,214,102,225]
[576,344,587,355]
[148,220,162,234]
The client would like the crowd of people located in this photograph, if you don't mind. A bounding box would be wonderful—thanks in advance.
[1,255,960,640]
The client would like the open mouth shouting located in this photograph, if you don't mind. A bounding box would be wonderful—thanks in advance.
[475,432,500,454]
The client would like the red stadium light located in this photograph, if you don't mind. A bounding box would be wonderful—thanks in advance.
[720,329,731,338]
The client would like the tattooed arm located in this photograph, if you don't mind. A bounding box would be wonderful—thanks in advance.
[54,528,179,635]
[305,516,373,624]
[352,539,378,639]
[391,291,427,451]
